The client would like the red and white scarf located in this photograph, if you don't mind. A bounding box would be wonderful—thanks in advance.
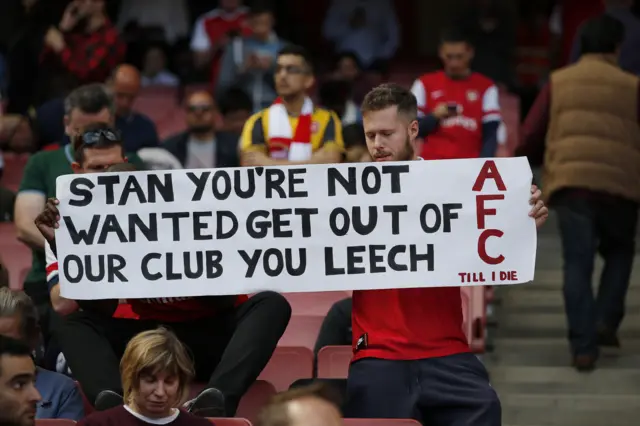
[267,97,314,161]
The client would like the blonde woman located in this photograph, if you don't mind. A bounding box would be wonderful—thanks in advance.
[78,328,212,426]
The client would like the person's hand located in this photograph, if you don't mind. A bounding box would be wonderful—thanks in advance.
[34,198,60,243]
[433,103,459,120]
[59,1,81,32]
[44,27,65,52]
[242,151,262,166]
[529,185,548,228]
[243,53,261,71]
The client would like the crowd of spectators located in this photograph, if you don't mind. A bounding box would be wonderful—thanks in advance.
[1,0,640,424]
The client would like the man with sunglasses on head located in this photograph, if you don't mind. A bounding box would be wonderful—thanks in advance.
[163,90,240,169]
[240,44,345,166]
[14,84,144,350]
[34,123,291,417]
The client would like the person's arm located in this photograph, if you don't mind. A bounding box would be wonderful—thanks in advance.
[516,82,551,166]
[479,85,501,157]
[411,78,441,137]
[14,155,47,250]
[53,379,85,420]
[322,1,351,43]
[379,0,400,60]
[46,241,79,316]
[139,116,160,149]
[56,29,126,81]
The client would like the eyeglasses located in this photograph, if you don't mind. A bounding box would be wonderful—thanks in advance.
[81,129,121,145]
[275,65,307,75]
[188,105,214,113]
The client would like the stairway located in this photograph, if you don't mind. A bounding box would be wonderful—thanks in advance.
[486,212,640,426]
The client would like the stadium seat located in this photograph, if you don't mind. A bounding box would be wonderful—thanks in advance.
[283,291,351,316]
[278,315,325,352]
[133,95,178,124]
[316,345,352,379]
[258,346,313,391]
[207,419,252,426]
[344,419,421,426]
[36,420,76,426]
[0,223,32,290]
[462,286,487,353]
[76,381,94,415]
[236,380,277,423]
[0,152,28,191]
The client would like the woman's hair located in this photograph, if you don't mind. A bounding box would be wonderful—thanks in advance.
[120,327,195,406]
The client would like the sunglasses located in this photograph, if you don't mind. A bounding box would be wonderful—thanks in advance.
[188,105,214,113]
[81,129,121,145]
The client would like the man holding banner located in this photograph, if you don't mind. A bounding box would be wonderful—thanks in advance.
[37,124,292,418]
[344,83,548,426]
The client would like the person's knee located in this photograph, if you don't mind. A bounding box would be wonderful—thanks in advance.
[251,291,292,326]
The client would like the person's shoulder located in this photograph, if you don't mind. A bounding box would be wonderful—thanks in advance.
[176,410,215,426]
[78,405,126,425]
[469,72,496,90]
[132,112,158,128]
[36,367,76,389]
[419,70,445,82]
[244,110,266,129]
[313,106,337,122]
[163,131,189,146]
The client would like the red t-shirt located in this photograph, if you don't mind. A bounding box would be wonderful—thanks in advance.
[351,287,470,361]
[190,7,252,86]
[411,71,501,160]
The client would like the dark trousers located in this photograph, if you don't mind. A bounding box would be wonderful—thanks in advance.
[345,353,501,426]
[57,291,291,415]
[554,190,638,356]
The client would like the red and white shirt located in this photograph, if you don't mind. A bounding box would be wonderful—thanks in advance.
[411,71,501,160]
[190,7,251,85]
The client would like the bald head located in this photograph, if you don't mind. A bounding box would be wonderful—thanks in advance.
[187,90,214,106]
[111,64,141,116]
[286,397,343,426]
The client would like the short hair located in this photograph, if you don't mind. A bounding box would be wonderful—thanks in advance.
[64,83,115,116]
[218,87,253,116]
[439,27,470,45]
[0,288,39,344]
[580,15,625,55]
[277,44,314,73]
[361,83,418,120]
[106,162,137,173]
[256,382,342,426]
[71,122,124,164]
[0,335,33,377]
[335,52,362,70]
[120,327,194,406]
[249,1,275,16]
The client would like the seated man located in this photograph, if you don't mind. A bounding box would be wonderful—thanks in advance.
[78,328,212,426]
[0,335,42,426]
[35,127,291,417]
[0,288,83,420]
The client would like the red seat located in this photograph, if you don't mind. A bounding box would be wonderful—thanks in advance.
[36,419,77,425]
[461,286,486,353]
[236,380,277,423]
[258,346,313,391]
[278,315,325,352]
[133,96,178,124]
[207,419,252,425]
[283,292,351,316]
[0,223,32,290]
[344,420,421,425]
[317,345,352,379]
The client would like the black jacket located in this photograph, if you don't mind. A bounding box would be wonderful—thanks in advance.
[162,131,240,168]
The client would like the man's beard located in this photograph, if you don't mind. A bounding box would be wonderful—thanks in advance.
[189,125,214,135]
[398,136,414,161]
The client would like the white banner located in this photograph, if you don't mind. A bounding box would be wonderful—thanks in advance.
[55,158,537,300]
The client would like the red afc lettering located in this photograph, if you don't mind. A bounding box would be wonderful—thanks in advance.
[472,160,506,265]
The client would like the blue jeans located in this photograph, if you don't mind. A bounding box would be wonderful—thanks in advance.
[345,353,501,426]
[554,190,637,356]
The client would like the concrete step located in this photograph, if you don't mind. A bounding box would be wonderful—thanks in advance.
[490,337,640,352]
[502,394,640,426]
[489,366,640,394]
[484,341,640,368]
[499,289,640,311]
[497,312,640,336]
